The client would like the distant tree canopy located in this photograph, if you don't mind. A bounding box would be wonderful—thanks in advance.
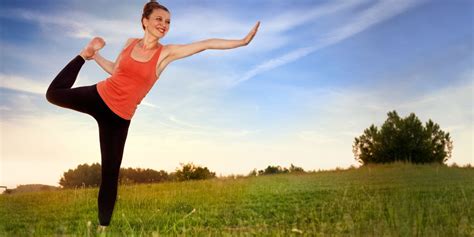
[59,162,216,188]
[59,163,101,188]
[175,163,216,181]
[353,110,453,165]
[59,161,310,189]
[120,168,169,185]
[59,163,171,188]
[250,164,305,176]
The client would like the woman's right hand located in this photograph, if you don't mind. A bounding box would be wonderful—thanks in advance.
[242,21,260,46]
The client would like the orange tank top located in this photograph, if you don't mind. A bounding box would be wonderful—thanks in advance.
[96,39,163,120]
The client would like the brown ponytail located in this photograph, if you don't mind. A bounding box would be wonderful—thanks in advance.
[141,1,170,30]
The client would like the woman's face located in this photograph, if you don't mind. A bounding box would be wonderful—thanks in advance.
[143,9,171,38]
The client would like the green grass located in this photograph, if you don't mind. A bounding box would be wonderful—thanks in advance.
[1,163,473,236]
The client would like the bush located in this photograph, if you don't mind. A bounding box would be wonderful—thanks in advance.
[353,110,453,165]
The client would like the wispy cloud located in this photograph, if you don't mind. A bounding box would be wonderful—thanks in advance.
[0,74,48,94]
[0,8,93,39]
[172,1,361,53]
[0,8,139,43]
[0,73,98,95]
[233,0,429,85]
[140,100,159,108]
[263,0,364,33]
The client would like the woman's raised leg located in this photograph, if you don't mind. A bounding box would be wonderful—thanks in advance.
[45,37,105,115]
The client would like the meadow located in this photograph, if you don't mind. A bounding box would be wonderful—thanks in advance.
[0,163,473,236]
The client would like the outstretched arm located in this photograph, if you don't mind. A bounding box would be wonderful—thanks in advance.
[166,21,260,62]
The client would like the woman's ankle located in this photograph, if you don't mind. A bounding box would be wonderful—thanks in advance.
[79,53,87,61]
[81,37,105,60]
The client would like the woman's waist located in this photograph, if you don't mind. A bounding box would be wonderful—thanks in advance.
[98,80,149,101]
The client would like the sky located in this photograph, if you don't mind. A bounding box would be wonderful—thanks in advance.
[0,0,473,188]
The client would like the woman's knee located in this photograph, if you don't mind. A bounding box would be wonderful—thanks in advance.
[45,89,58,105]
[102,167,121,182]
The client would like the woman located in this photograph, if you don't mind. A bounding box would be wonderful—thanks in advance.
[45,0,259,229]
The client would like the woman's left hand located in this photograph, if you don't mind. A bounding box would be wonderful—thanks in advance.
[242,21,260,46]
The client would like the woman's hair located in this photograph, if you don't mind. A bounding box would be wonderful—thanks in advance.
[142,0,170,30]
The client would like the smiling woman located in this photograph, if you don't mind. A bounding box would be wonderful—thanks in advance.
[45,0,260,230]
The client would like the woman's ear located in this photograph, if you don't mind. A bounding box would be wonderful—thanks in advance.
[142,18,148,30]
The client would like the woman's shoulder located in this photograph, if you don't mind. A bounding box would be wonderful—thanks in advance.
[160,44,182,57]
[123,38,138,48]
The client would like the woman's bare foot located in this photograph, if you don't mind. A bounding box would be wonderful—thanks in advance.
[80,37,106,60]
[97,225,107,234]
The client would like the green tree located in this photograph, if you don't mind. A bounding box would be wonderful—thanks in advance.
[119,168,169,184]
[59,163,101,188]
[175,163,216,181]
[353,110,453,165]
[289,163,305,173]
[258,165,289,175]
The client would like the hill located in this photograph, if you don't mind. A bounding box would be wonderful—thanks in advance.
[2,184,60,194]
[0,163,472,236]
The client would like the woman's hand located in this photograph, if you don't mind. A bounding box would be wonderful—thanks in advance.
[242,21,260,46]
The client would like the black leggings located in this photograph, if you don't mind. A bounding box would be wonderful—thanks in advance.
[46,55,131,226]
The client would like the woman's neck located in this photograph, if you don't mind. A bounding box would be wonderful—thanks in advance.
[139,35,160,50]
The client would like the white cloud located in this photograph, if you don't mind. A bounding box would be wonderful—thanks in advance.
[0,8,139,44]
[263,0,364,33]
[0,74,47,94]
[0,73,94,95]
[0,8,93,39]
[140,100,158,108]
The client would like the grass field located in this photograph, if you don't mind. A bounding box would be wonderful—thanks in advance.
[1,163,473,236]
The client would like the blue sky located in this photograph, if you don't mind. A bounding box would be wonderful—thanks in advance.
[1,0,473,188]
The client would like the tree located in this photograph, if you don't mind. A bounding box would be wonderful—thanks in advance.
[258,165,289,175]
[289,164,305,173]
[119,168,169,184]
[353,110,453,165]
[59,163,101,188]
[175,163,216,181]
[248,168,258,176]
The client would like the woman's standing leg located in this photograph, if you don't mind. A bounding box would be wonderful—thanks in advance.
[93,96,131,226]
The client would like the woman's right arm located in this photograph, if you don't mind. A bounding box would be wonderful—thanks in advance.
[94,38,135,75]
[93,53,114,75]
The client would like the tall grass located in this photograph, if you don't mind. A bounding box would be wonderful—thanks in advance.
[0,162,472,236]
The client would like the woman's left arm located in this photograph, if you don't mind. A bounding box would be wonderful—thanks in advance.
[166,21,260,62]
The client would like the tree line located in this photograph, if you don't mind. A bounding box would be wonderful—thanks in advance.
[59,162,306,188]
